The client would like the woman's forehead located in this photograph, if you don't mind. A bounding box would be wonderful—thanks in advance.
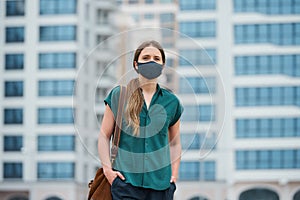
[140,46,161,56]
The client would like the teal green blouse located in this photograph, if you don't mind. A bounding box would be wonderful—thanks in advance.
[104,84,183,190]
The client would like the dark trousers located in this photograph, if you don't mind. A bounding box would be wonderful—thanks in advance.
[111,177,176,200]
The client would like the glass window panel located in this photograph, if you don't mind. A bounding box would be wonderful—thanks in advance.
[247,151,257,169]
[269,0,281,14]
[282,24,293,45]
[5,81,23,97]
[5,54,24,70]
[271,87,282,105]
[282,55,294,76]
[271,150,282,168]
[40,26,76,41]
[260,119,270,137]
[199,105,215,121]
[204,161,215,181]
[236,119,245,138]
[6,27,25,43]
[247,57,257,75]
[283,87,294,105]
[179,162,199,181]
[271,55,282,74]
[181,106,198,121]
[38,162,75,179]
[283,118,295,137]
[258,151,270,169]
[39,80,74,96]
[248,119,257,138]
[259,87,270,105]
[245,0,256,12]
[4,162,23,179]
[259,56,269,74]
[6,0,25,16]
[181,134,200,150]
[4,108,23,124]
[257,0,268,13]
[38,108,74,124]
[234,25,244,44]
[4,136,23,151]
[272,118,282,137]
[248,88,257,106]
[40,0,77,15]
[270,24,281,45]
[235,57,244,75]
[38,135,75,151]
[282,0,293,14]
[246,25,256,43]
[283,150,295,168]
[236,151,245,169]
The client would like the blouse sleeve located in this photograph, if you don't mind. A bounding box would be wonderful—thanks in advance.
[169,97,184,127]
[103,85,120,119]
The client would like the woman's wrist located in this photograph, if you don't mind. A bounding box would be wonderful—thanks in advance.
[170,175,177,183]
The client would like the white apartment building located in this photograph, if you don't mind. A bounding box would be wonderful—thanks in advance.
[1,0,300,200]
[0,0,117,199]
[118,0,300,200]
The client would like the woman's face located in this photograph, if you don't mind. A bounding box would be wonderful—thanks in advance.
[135,46,163,68]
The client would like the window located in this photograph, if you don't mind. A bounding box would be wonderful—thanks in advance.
[179,161,216,181]
[234,23,300,45]
[181,106,199,122]
[204,161,215,180]
[4,136,23,151]
[40,0,77,15]
[239,188,279,200]
[179,77,216,94]
[6,0,25,16]
[181,134,200,150]
[5,54,24,70]
[179,49,217,66]
[97,9,109,24]
[5,81,23,97]
[39,25,76,41]
[236,149,300,169]
[199,105,215,121]
[180,0,216,11]
[179,21,216,38]
[145,0,153,4]
[4,108,23,124]
[38,135,75,151]
[234,0,299,15]
[235,86,300,107]
[5,81,23,98]
[39,53,76,69]
[6,27,24,43]
[38,107,74,124]
[39,80,74,96]
[37,162,75,179]
[160,13,174,23]
[3,162,23,179]
[179,161,199,181]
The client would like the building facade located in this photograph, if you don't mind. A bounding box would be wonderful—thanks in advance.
[1,0,300,200]
[0,0,117,199]
[176,0,300,199]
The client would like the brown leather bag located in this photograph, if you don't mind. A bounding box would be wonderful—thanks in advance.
[88,86,126,200]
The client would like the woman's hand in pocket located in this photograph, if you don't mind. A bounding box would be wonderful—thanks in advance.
[103,168,125,185]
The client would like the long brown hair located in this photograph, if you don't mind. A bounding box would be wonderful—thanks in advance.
[125,40,165,136]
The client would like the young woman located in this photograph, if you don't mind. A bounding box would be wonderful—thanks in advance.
[98,40,183,200]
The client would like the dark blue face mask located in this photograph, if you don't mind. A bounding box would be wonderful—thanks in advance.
[137,61,163,79]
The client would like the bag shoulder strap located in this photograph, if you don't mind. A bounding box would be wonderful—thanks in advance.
[111,85,126,165]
